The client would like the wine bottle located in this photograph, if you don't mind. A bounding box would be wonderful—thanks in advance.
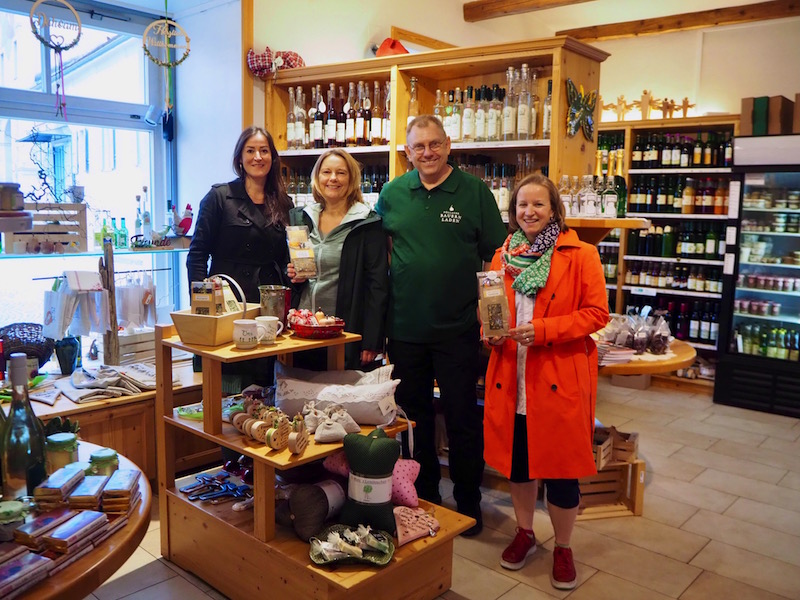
[475,86,488,142]
[688,302,701,342]
[462,86,476,142]
[286,86,297,149]
[336,85,347,147]
[451,87,464,142]
[313,85,325,149]
[488,84,501,142]
[406,77,419,128]
[631,135,642,169]
[370,81,383,145]
[326,84,337,148]
[2,353,47,499]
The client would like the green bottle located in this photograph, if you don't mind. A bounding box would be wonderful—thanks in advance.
[118,218,129,249]
[2,354,47,499]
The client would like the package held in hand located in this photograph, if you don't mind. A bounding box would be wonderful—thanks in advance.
[477,270,510,338]
[287,225,317,278]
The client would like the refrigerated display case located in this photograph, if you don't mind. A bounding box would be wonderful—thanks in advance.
[715,135,800,417]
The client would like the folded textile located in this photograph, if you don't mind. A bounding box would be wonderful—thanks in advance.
[53,378,124,403]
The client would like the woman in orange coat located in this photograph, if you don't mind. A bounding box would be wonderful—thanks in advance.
[482,173,608,589]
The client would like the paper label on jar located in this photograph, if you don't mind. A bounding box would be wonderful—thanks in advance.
[348,473,392,504]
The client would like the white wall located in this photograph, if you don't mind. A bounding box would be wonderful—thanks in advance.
[174,0,241,216]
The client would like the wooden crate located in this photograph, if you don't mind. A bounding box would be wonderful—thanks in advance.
[592,428,613,470]
[4,202,88,253]
[98,329,157,364]
[594,426,639,467]
[577,459,645,520]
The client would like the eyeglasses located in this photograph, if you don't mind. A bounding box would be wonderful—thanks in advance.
[407,139,446,155]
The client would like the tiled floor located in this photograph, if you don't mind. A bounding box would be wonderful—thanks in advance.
[82,378,800,599]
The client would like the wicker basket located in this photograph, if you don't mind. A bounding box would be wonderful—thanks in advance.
[0,322,56,367]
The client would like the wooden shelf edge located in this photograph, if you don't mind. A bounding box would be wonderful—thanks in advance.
[650,373,714,395]
[599,114,740,130]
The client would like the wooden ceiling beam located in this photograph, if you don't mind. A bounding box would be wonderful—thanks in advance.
[464,0,593,22]
[557,0,800,42]
[390,26,456,50]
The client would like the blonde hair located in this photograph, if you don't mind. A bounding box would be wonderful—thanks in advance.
[310,148,364,208]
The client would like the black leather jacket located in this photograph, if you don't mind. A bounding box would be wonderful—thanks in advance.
[187,179,292,303]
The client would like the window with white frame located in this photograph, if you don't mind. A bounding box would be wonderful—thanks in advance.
[0,0,183,334]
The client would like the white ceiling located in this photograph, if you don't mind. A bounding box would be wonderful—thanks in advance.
[115,0,771,31]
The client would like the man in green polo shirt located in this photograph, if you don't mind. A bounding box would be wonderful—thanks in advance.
[376,115,506,537]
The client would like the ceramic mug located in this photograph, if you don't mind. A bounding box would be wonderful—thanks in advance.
[255,315,284,345]
[233,319,267,350]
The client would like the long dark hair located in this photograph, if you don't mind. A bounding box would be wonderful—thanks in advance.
[232,126,292,225]
[508,173,569,233]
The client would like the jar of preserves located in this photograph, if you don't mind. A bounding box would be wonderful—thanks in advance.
[0,501,26,542]
[46,432,79,474]
[89,447,119,476]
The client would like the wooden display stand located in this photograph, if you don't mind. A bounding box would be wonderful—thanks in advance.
[155,325,474,600]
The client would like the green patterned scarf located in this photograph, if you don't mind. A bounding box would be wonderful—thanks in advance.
[500,223,560,297]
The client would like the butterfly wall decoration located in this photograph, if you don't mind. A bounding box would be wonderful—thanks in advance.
[566,78,597,142]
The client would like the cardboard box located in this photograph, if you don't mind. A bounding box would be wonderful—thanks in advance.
[752,96,769,136]
[740,97,754,136]
[794,93,800,134]
[191,281,224,316]
[768,95,794,135]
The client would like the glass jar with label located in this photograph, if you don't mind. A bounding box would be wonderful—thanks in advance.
[0,501,26,542]
[89,447,119,476]
[46,432,79,474]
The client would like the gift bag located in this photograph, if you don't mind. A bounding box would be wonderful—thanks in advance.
[42,279,79,340]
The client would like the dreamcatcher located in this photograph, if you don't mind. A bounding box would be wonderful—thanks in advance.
[142,1,191,141]
[29,0,82,119]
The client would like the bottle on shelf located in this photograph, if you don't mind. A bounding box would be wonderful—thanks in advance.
[542,78,552,140]
[602,175,617,217]
[134,195,143,236]
[516,64,532,140]
[324,84,337,148]
[433,89,445,124]
[570,175,581,216]
[382,81,391,145]
[579,174,598,217]
[313,85,325,149]
[451,87,464,142]
[558,175,571,217]
[693,134,704,166]
[118,217,129,249]
[488,84,501,142]
[406,76,419,128]
[502,67,516,141]
[345,82,357,147]
[475,86,488,142]
[356,81,369,146]
[462,86,476,142]
[286,86,297,149]
[631,135,643,169]
[2,353,47,500]
[295,86,307,149]
[370,81,383,145]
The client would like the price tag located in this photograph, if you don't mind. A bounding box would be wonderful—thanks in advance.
[728,180,741,218]
[723,253,736,275]
[630,286,657,297]
[726,226,737,246]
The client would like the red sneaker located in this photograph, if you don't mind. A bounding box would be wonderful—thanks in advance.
[500,528,536,570]
[551,546,577,590]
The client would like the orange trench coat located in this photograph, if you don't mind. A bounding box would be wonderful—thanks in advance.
[483,229,609,480]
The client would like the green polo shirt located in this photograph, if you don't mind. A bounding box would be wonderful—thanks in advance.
[376,163,507,343]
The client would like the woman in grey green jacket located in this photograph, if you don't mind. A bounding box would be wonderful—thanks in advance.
[288,148,389,370]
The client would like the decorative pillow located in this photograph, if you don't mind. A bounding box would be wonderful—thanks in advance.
[394,506,440,546]
[275,362,394,386]
[246,46,305,80]
[338,430,400,534]
[324,450,419,508]
[275,376,399,426]
[275,479,346,541]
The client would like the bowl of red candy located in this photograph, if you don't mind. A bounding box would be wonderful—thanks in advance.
[287,309,345,339]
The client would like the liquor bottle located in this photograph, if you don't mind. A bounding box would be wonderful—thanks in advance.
[671,135,681,167]
[286,86,297,149]
[462,86,476,142]
[534,72,553,140]
[382,81,391,145]
[558,175,571,217]
[710,304,719,343]
[336,85,347,147]
[661,134,672,168]
[475,86,488,142]
[313,85,325,149]
[614,149,627,217]
[286,169,297,205]
[356,81,370,146]
[407,76,419,127]
[788,330,799,361]
[699,302,712,342]
[516,64,532,140]
[693,134,704,166]
[498,164,511,218]
[134,195,143,236]
[607,146,616,182]
[326,84,337,148]
[645,176,657,213]
[602,175,617,217]
[701,178,715,214]
[714,178,726,215]
[655,175,668,213]
[580,174,598,217]
[661,225,675,257]
[502,67,516,141]
[370,81,383,145]
[110,217,120,248]
[724,134,734,167]
[704,224,717,259]
[688,301,701,342]
[345,82,357,147]
[432,89,445,124]
[295,87,307,149]
[704,132,713,166]
[451,87,463,142]
[675,302,689,340]
[631,135,643,169]
[118,217,129,249]
[488,84,502,142]
[2,353,47,499]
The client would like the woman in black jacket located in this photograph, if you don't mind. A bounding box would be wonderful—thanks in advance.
[288,149,389,370]
[187,126,294,303]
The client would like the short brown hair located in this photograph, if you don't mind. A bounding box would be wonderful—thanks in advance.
[310,148,364,209]
[406,115,447,139]
[508,173,568,233]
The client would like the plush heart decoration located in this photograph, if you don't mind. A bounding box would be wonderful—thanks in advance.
[393,506,440,546]
[339,429,399,533]
[324,450,419,508]
[247,46,306,80]
[275,479,346,541]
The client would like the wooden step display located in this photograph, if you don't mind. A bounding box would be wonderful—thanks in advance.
[4,202,88,254]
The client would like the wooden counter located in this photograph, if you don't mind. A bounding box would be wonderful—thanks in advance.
[30,363,216,481]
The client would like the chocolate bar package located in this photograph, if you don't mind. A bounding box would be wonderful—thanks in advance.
[43,510,108,553]
[0,551,52,596]
[33,467,85,499]
[102,470,140,498]
[67,475,110,510]
[477,270,510,338]
[13,508,78,550]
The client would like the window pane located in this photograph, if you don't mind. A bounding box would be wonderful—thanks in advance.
[0,116,152,250]
[51,28,146,104]
[0,10,44,91]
